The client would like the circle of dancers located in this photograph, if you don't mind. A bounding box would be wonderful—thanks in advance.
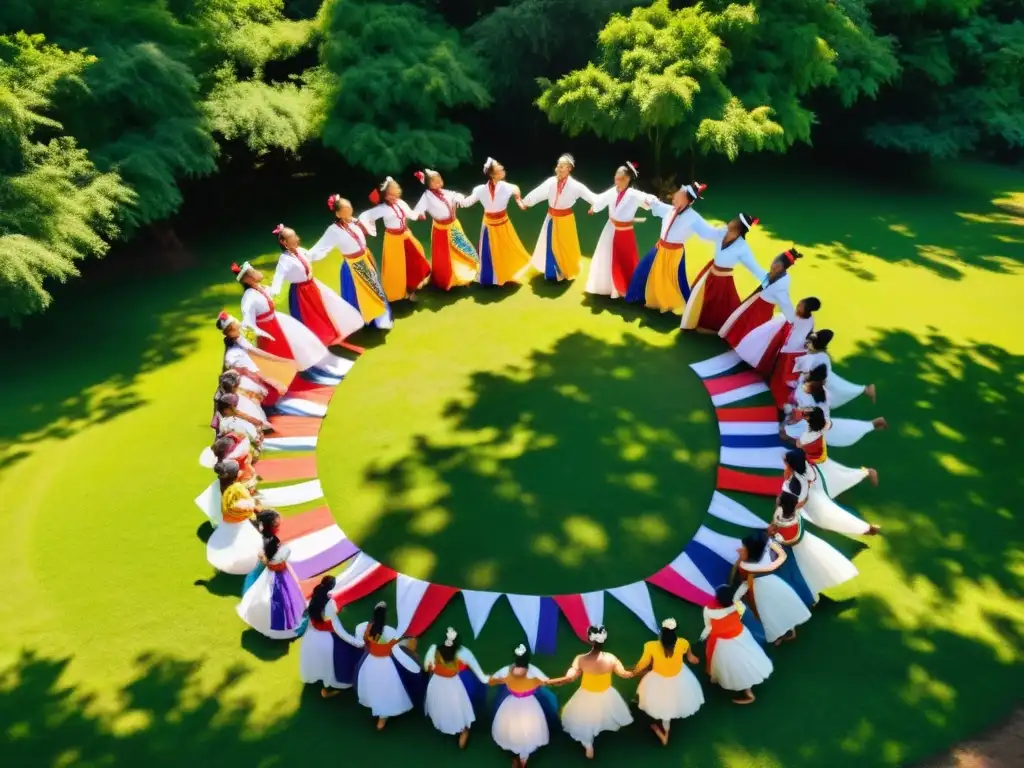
[197,155,890,764]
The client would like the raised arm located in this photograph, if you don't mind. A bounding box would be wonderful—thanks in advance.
[307,227,339,262]
[776,290,797,324]
[358,204,386,231]
[458,188,479,209]
[574,178,598,206]
[690,210,723,242]
[328,612,362,647]
[521,178,552,208]
[645,195,673,219]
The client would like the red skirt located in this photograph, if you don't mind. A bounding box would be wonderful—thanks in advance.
[611,228,640,296]
[695,267,741,332]
[769,350,804,407]
[256,313,295,361]
[754,321,790,377]
[429,225,453,290]
[403,237,432,292]
[289,281,338,346]
[723,296,775,349]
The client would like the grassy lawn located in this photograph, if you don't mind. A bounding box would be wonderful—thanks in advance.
[0,159,1021,767]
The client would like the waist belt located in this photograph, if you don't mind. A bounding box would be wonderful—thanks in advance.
[710,265,734,276]
[484,212,509,224]
[385,226,407,236]
[657,239,684,251]
[548,207,574,217]
[611,218,634,231]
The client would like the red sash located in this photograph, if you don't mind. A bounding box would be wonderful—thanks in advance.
[706,610,744,673]
[430,189,455,221]
[309,617,333,632]
[290,249,313,280]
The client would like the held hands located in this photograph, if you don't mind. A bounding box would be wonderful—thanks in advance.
[587,208,595,215]
[516,198,528,211]
[687,652,700,665]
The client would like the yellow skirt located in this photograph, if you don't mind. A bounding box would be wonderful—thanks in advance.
[340,250,390,324]
[431,219,479,290]
[480,213,531,286]
[533,212,583,281]
[626,242,687,315]
[381,229,431,302]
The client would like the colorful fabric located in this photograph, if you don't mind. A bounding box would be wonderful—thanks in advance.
[479,213,531,286]
[430,219,478,290]
[339,251,391,326]
[625,242,688,313]
[381,230,431,301]
[542,210,583,281]
[289,281,338,345]
[683,264,741,332]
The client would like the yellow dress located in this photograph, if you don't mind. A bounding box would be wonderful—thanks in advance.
[560,663,633,744]
[635,639,705,721]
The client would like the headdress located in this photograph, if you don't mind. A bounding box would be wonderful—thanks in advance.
[483,157,497,175]
[272,223,285,236]
[661,618,677,630]
[738,213,760,233]
[327,194,341,212]
[683,181,707,200]
[588,626,608,644]
[558,153,575,168]
[230,262,253,282]
[414,169,437,185]
[444,627,458,647]
[369,176,394,205]
[624,160,639,179]
[514,643,527,656]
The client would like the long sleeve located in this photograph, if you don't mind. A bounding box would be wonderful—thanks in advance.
[330,614,362,647]
[269,257,286,297]
[307,227,339,262]
[302,245,327,265]
[776,290,796,323]
[358,205,386,232]
[690,211,721,241]
[411,193,429,219]
[574,179,598,206]
[700,610,712,641]
[734,582,749,601]
[422,645,438,671]
[590,187,615,214]
[458,188,479,209]
[522,178,552,208]
[398,199,419,220]
[239,291,259,333]
[739,247,768,283]
[647,196,673,219]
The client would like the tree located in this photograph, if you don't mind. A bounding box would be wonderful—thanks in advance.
[0,32,134,324]
[536,0,784,177]
[316,0,491,174]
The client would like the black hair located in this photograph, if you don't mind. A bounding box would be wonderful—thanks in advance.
[785,447,808,475]
[618,163,638,186]
[801,297,821,314]
[714,583,738,607]
[587,625,606,651]
[219,371,240,390]
[438,629,461,664]
[513,644,531,670]
[369,601,387,640]
[307,575,336,622]
[777,491,799,520]
[807,407,827,432]
[212,435,236,460]
[256,509,281,534]
[741,531,768,563]
[784,474,803,498]
[807,363,828,384]
[659,624,678,656]
[774,247,802,271]
[262,534,281,561]
[214,459,240,487]
[811,386,827,405]
[216,392,238,414]
[737,212,758,237]
[810,329,834,350]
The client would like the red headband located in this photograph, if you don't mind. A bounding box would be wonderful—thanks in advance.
[217,311,229,321]
[369,189,381,205]
[784,250,795,264]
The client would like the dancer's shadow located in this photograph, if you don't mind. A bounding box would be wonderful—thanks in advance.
[240,628,293,661]
[193,571,242,598]
[529,274,573,300]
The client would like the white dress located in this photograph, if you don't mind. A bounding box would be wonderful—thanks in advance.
[223,341,275,397]
[269,248,364,339]
[300,600,352,689]
[240,286,330,371]
[790,465,874,538]
[334,620,419,718]
[700,585,773,691]
[422,645,488,735]
[217,414,260,444]
[636,644,705,721]
[741,549,812,643]
[794,351,867,409]
[522,175,597,272]
[798,427,870,499]
[559,655,634,746]
[236,545,305,639]
[585,186,648,298]
[785,388,876,447]
[205,489,262,575]
[491,664,551,760]
[773,509,858,601]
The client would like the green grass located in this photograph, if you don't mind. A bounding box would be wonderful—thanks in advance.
[1,158,1022,768]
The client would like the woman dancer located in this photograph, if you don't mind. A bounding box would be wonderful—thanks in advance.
[217,312,289,407]
[721,248,801,361]
[410,169,479,291]
[732,531,811,645]
[632,618,704,746]
[458,158,532,287]
[331,601,423,730]
[214,372,269,432]
[625,181,719,313]
[701,583,773,704]
[548,626,634,760]
[783,448,881,538]
[268,224,364,349]
[761,299,821,404]
[301,576,362,697]
[214,393,264,457]
[234,261,348,371]
[792,330,877,408]
[489,644,559,768]
[306,195,393,329]
[682,213,766,332]
[359,177,432,303]
[783,364,887,446]
[520,153,597,282]
[798,407,879,499]
[206,459,263,575]
[236,533,305,639]
[585,161,648,299]
[771,491,858,602]
[422,627,489,748]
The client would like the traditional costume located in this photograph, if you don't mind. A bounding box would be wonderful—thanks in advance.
[301,596,361,690]
[422,630,489,737]
[410,171,479,291]
[236,541,305,639]
[635,631,705,723]
[586,165,646,298]
[332,614,424,719]
[794,350,868,408]
[701,584,773,693]
[490,656,558,763]
[773,506,858,602]
[359,180,432,302]
[767,318,817,406]
[559,631,634,752]
[681,214,766,332]
[785,385,877,447]
[521,156,597,281]
[268,242,363,346]
[307,211,393,329]
[733,538,811,644]
[222,334,284,408]
[798,422,870,499]
[721,261,797,356]
[785,458,875,539]
[206,481,262,574]
[625,185,719,313]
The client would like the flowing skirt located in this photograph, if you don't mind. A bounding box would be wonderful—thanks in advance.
[339,251,393,329]
[288,278,363,346]
[381,230,431,302]
[721,294,777,349]
[769,350,804,407]
[792,531,859,599]
[236,565,305,639]
[586,223,639,298]
[530,212,583,281]
[681,264,740,331]
[206,520,262,575]
[256,311,329,371]
[637,666,705,721]
[354,649,423,718]
[625,243,688,314]
[561,687,633,745]
[424,674,477,735]
[801,480,873,537]
[430,220,478,290]
[708,628,773,691]
[784,417,875,447]
[817,458,869,497]
[492,694,550,759]
[828,371,867,409]
[478,214,531,286]
[299,627,361,689]
[750,573,812,643]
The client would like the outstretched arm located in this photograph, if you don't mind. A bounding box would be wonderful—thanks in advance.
[690,211,722,242]
[458,189,479,209]
[521,178,551,208]
[739,247,768,283]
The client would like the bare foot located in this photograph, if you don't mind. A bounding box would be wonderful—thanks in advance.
[651,723,669,746]
[865,383,877,403]
[873,417,888,430]
[376,717,387,731]
[867,524,882,536]
[320,687,340,699]
[459,729,469,749]
[867,468,879,486]
[733,690,756,705]
[585,745,595,759]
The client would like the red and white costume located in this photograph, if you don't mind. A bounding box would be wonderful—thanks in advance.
[722,273,797,373]
[681,219,766,332]
[700,584,773,692]
[586,184,647,298]
[766,317,816,407]
[269,246,363,346]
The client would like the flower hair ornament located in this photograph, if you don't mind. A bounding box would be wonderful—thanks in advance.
[327,194,341,212]
[414,169,437,185]
[375,600,387,609]
[684,181,708,200]
[230,262,253,282]
[588,626,608,644]
[514,643,527,656]
[444,627,458,647]
[272,223,285,236]
[369,176,395,205]
[662,618,677,631]
[625,160,639,179]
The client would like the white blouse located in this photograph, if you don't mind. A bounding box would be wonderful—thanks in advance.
[460,180,521,213]
[782,316,815,353]
[700,582,749,639]
[794,350,833,381]
[411,189,465,222]
[223,341,259,373]
[752,273,796,322]
[270,248,320,296]
[590,186,648,222]
[308,220,374,260]
[359,200,419,233]
[711,235,767,281]
[266,544,292,565]
[240,288,277,339]
[793,385,832,419]
[218,414,260,442]
[646,197,719,243]
[522,175,597,210]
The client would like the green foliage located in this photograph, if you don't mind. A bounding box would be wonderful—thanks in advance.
[317,0,491,174]
[536,0,784,169]
[0,33,134,324]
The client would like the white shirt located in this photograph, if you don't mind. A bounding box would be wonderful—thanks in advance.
[590,186,647,222]
[794,350,832,382]
[218,414,259,442]
[240,287,277,339]
[308,220,373,260]
[460,180,521,213]
[782,316,814,353]
[522,175,597,210]
[645,198,719,243]
[751,273,796,322]
[266,544,291,565]
[270,248,320,296]
[711,234,767,281]
[793,385,831,419]
[359,200,419,233]
[411,189,465,222]
[223,341,259,373]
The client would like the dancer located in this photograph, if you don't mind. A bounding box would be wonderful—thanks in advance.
[632,618,704,746]
[585,161,646,298]
[217,312,289,407]
[234,261,347,371]
[459,158,532,286]
[782,448,881,538]
[489,644,559,767]
[701,583,773,704]
[720,248,801,361]
[301,575,362,697]
[548,625,634,760]
[422,627,489,748]
[797,407,879,499]
[520,153,597,281]
[681,212,766,332]
[410,170,479,291]
[783,364,887,446]
[732,531,811,645]
[625,181,719,314]
[793,330,877,408]
[214,371,269,432]
[268,224,364,350]
[359,177,431,303]
[214,393,264,455]
[771,492,858,602]
[331,601,424,730]
[762,298,821,404]
[206,459,263,575]
[236,533,305,639]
